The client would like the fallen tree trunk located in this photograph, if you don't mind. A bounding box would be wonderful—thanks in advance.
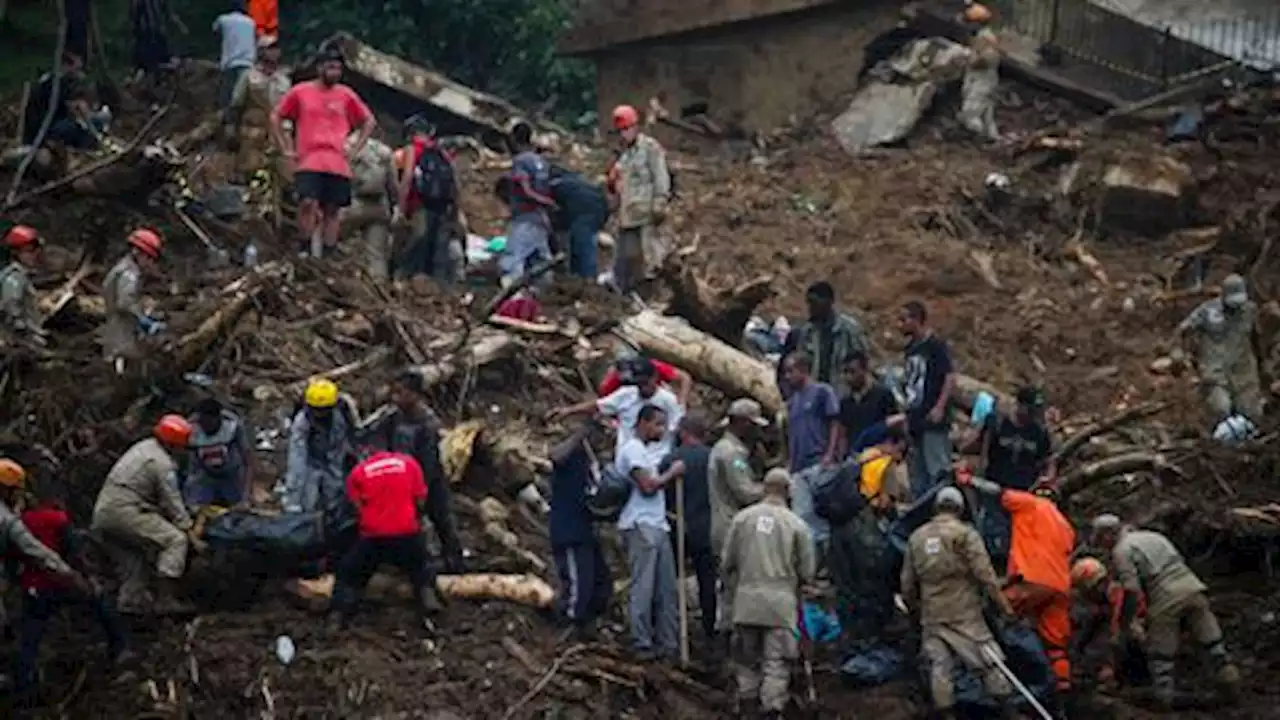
[406,330,522,390]
[658,259,773,345]
[619,310,784,415]
[287,572,555,609]
[1053,402,1168,465]
[1060,450,1181,499]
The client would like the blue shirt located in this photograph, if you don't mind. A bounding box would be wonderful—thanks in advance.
[548,447,593,548]
[509,150,550,219]
[786,381,840,472]
[616,437,670,531]
[213,12,257,70]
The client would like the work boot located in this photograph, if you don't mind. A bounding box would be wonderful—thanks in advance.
[152,580,196,616]
[1217,663,1241,702]
[419,585,445,616]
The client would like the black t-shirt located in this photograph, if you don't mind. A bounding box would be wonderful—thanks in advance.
[549,167,608,230]
[661,442,712,548]
[903,334,953,431]
[984,415,1051,491]
[838,381,899,452]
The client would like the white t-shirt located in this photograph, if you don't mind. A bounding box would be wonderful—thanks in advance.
[614,437,671,531]
[596,385,682,456]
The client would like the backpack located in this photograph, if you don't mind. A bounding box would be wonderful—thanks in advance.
[813,456,870,526]
[414,145,456,206]
[585,464,631,523]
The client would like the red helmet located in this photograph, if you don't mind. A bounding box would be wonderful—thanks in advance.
[612,104,639,131]
[128,228,163,258]
[4,225,40,249]
[154,414,193,448]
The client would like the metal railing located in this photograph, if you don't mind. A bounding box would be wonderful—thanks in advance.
[989,0,1279,98]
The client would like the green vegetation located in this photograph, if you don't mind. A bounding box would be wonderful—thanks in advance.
[0,0,594,119]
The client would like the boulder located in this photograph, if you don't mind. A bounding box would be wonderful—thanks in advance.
[1098,154,1194,235]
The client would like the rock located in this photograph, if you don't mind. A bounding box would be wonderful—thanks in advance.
[1150,356,1175,374]
[1098,154,1194,235]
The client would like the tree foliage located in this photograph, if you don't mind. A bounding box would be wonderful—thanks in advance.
[281,0,594,119]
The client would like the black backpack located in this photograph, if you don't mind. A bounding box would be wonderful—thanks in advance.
[414,146,457,206]
[813,456,872,526]
[585,464,632,523]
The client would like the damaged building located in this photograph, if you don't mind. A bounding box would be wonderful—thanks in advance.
[560,0,905,132]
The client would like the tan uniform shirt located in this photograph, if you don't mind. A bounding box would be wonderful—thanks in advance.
[0,261,41,332]
[93,438,193,531]
[348,137,396,200]
[100,254,143,357]
[1179,298,1257,380]
[721,497,816,630]
[708,431,763,557]
[901,514,1004,628]
[1111,528,1206,617]
[616,133,671,229]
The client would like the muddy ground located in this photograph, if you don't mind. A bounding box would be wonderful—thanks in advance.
[1,65,1279,718]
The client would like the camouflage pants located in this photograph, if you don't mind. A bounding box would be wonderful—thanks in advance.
[733,625,797,713]
[1147,591,1230,702]
[1202,357,1263,422]
[613,224,670,293]
[922,623,1011,710]
[348,196,393,280]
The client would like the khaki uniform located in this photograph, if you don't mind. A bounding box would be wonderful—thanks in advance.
[901,514,1012,711]
[91,438,194,610]
[959,27,1001,140]
[100,255,144,362]
[709,431,762,632]
[614,133,671,290]
[0,261,42,336]
[721,497,816,713]
[247,65,291,111]
[1111,528,1232,700]
[1179,298,1262,421]
[347,138,398,280]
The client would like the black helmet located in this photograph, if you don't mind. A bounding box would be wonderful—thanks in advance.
[318,44,345,65]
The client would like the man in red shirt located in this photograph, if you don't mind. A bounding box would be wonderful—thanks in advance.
[598,356,692,406]
[14,479,130,695]
[395,114,460,286]
[329,451,442,629]
[271,44,377,258]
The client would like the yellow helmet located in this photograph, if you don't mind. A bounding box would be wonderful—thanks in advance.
[0,458,27,489]
[304,378,339,409]
[1071,557,1108,590]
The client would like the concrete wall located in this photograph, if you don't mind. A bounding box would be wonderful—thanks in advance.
[593,3,902,132]
[563,0,841,53]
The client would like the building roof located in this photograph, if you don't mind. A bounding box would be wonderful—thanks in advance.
[560,0,846,56]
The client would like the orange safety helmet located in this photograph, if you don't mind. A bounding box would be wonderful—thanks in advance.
[612,104,639,131]
[128,228,164,259]
[0,458,26,489]
[154,414,193,448]
[1071,557,1108,590]
[4,225,40,249]
[964,3,994,23]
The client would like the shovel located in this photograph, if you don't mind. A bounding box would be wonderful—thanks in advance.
[980,644,1054,720]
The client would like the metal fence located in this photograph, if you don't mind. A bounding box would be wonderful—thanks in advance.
[989,0,1280,98]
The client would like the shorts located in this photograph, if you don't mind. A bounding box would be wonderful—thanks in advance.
[296,171,353,211]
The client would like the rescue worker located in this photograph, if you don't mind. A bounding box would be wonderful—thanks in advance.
[721,467,816,719]
[1,460,89,637]
[247,35,290,110]
[959,3,1001,141]
[1174,273,1263,423]
[959,471,1075,710]
[829,427,908,649]
[329,451,441,629]
[101,228,166,371]
[707,399,769,642]
[901,487,1015,719]
[185,397,253,508]
[779,281,871,399]
[1,225,49,345]
[1090,514,1240,707]
[282,379,356,522]
[347,135,399,280]
[91,415,199,615]
[362,371,463,573]
[610,104,672,294]
[1070,556,1150,690]
[15,478,131,695]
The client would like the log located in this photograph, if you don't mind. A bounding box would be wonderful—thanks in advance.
[287,572,555,608]
[405,330,522,390]
[619,310,784,415]
[1052,402,1168,465]
[172,262,288,373]
[659,258,773,345]
[1059,451,1181,499]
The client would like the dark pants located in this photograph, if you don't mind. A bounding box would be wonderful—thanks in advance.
[685,539,719,640]
[16,589,127,690]
[47,118,99,150]
[829,511,895,649]
[331,534,433,621]
[401,206,450,280]
[133,30,172,72]
[567,212,604,279]
[424,472,463,572]
[553,540,612,627]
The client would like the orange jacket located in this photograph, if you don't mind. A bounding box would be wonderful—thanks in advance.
[1002,489,1075,593]
[249,0,279,37]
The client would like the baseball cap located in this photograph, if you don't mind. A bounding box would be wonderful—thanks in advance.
[935,486,965,509]
[724,398,769,427]
[1222,274,1248,308]
[763,467,791,490]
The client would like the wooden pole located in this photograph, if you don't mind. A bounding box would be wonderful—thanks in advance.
[676,473,689,666]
